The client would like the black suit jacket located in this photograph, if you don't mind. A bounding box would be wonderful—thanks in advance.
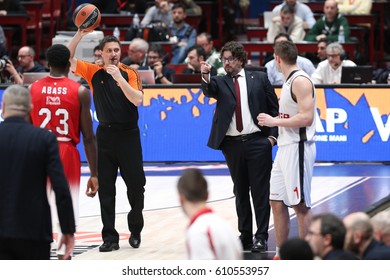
[201,70,279,150]
[0,117,75,242]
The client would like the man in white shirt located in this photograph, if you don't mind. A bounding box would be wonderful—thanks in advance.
[272,0,316,29]
[311,42,356,84]
[267,4,306,43]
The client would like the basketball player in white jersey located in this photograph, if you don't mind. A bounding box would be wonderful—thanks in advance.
[257,40,316,259]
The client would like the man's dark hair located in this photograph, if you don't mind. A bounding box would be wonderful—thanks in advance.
[46,44,70,69]
[172,3,186,12]
[313,213,346,250]
[187,44,206,59]
[280,238,314,260]
[318,37,329,45]
[99,35,121,50]
[147,44,164,58]
[177,168,208,202]
[274,33,292,44]
[220,41,248,67]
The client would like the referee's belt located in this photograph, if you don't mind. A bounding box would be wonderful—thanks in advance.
[225,132,262,142]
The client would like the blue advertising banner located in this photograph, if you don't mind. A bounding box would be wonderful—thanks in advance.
[1,86,389,162]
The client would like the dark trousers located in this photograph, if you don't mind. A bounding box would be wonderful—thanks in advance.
[97,125,146,243]
[0,238,51,260]
[221,133,272,242]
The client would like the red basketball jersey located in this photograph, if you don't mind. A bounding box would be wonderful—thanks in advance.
[30,76,82,145]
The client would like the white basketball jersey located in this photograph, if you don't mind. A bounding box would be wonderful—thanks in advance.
[278,70,316,146]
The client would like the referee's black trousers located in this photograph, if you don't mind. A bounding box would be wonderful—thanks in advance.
[97,125,146,243]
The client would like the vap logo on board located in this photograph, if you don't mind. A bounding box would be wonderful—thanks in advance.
[314,88,390,143]
[312,87,390,161]
[315,107,389,142]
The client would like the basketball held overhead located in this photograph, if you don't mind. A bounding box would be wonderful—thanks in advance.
[73,3,101,31]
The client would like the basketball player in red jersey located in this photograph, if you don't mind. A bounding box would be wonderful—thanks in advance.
[29,44,98,260]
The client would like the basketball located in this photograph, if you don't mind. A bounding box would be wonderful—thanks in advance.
[72,4,101,31]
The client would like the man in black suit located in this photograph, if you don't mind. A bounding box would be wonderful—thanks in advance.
[200,41,279,252]
[0,85,75,260]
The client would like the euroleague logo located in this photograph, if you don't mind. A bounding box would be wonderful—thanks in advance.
[81,10,99,29]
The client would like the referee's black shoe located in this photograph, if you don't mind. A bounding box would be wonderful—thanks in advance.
[129,234,141,248]
[99,241,119,252]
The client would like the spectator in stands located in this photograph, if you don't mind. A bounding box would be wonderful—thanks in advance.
[306,37,329,67]
[124,0,170,41]
[92,45,104,66]
[267,4,306,43]
[343,212,390,260]
[316,38,329,63]
[141,0,202,27]
[335,0,372,15]
[373,66,390,84]
[139,43,175,84]
[170,0,202,16]
[196,32,225,76]
[182,45,217,76]
[304,0,351,42]
[280,238,314,260]
[91,0,147,14]
[371,211,390,246]
[5,46,47,85]
[168,3,197,64]
[305,213,359,260]
[311,42,356,84]
[121,38,149,69]
[272,0,316,29]
[265,33,315,85]
[141,0,172,27]
[15,46,46,74]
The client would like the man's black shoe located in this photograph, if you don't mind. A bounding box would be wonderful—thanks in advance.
[129,234,141,248]
[251,239,268,252]
[99,241,119,252]
[238,236,253,251]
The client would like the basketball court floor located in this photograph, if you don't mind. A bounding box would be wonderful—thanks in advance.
[54,162,390,260]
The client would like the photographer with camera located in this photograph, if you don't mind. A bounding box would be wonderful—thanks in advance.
[1,56,23,84]
[139,43,175,84]
[0,42,13,83]
[2,46,47,84]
